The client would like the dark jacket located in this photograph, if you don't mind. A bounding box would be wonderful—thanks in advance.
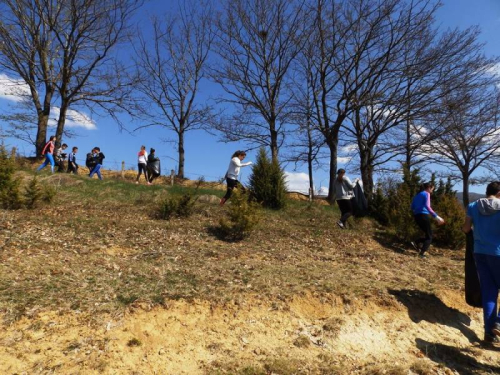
[95,152,105,165]
[86,153,96,169]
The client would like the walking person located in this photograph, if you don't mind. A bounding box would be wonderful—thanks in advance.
[87,147,105,180]
[67,147,79,174]
[37,136,57,173]
[220,150,252,206]
[54,143,68,172]
[462,181,500,346]
[136,145,150,185]
[410,182,445,257]
[334,169,355,229]
[147,148,161,184]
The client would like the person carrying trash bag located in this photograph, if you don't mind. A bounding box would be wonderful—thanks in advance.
[147,148,161,184]
[462,181,500,347]
[333,169,357,229]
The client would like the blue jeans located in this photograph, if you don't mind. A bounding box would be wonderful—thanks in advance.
[89,164,102,180]
[474,253,500,335]
[37,154,55,173]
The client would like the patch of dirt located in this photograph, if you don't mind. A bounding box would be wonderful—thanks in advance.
[0,293,497,374]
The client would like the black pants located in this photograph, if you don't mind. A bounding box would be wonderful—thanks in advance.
[223,178,245,200]
[336,199,353,224]
[137,163,148,181]
[414,214,432,254]
[67,162,78,174]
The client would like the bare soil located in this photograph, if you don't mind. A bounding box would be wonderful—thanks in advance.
[0,171,499,374]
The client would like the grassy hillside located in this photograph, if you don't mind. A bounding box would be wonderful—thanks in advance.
[0,168,498,374]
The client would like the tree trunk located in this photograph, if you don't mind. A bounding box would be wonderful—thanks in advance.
[462,174,470,207]
[56,101,69,145]
[178,130,185,179]
[269,118,279,163]
[327,141,338,203]
[35,115,49,157]
[359,148,374,202]
[306,120,314,197]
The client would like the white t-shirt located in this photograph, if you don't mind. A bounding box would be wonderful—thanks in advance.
[138,151,148,164]
[226,157,252,180]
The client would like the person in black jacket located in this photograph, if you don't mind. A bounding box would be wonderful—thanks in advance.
[67,146,79,174]
[87,147,105,180]
[147,148,161,184]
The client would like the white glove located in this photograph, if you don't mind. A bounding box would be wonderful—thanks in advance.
[435,215,444,224]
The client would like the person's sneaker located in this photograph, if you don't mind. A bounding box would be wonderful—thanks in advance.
[484,333,500,346]
[337,221,345,229]
[492,323,500,337]
[147,182,152,185]
[418,252,428,259]
[135,181,139,184]
[219,198,226,207]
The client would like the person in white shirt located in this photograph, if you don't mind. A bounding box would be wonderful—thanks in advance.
[334,168,356,229]
[220,150,252,206]
[136,145,150,185]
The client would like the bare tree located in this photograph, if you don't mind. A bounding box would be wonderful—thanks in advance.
[133,1,214,178]
[0,0,57,156]
[423,83,500,207]
[308,0,424,201]
[212,0,308,163]
[45,0,141,145]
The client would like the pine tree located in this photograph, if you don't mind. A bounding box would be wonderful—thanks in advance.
[248,148,288,209]
[0,144,22,209]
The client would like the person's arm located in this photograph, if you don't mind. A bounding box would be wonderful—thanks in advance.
[425,192,438,218]
[41,142,50,155]
[462,216,472,233]
[343,176,355,189]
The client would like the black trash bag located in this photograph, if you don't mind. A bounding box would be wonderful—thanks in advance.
[465,230,482,308]
[351,181,368,217]
[147,160,161,177]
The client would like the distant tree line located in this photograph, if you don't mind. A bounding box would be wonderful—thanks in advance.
[0,0,499,205]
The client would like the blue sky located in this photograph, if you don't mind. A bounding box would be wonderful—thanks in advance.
[1,0,499,193]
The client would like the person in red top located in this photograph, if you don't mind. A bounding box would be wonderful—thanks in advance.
[37,136,56,173]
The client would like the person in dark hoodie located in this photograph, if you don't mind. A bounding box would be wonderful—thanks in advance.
[463,181,500,346]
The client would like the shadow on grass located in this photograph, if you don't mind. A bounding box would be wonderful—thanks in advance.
[416,338,500,375]
[389,289,480,344]
[372,230,413,255]
[206,225,245,243]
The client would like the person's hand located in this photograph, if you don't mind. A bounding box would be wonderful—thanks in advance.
[435,215,445,225]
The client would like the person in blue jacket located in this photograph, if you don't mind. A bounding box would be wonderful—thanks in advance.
[463,181,500,346]
[410,182,444,257]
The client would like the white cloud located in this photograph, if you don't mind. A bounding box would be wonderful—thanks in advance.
[0,73,31,102]
[48,107,97,130]
[338,157,351,164]
[285,171,311,193]
[0,73,97,130]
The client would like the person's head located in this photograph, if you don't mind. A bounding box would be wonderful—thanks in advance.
[94,147,100,152]
[420,182,435,194]
[150,148,155,154]
[49,135,56,142]
[337,168,346,180]
[232,150,247,160]
[486,181,500,198]
[72,146,78,153]
[62,143,68,150]
[141,145,146,151]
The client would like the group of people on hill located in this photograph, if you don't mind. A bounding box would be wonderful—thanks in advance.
[38,139,500,346]
[37,135,104,179]
[221,151,499,347]
[37,137,161,184]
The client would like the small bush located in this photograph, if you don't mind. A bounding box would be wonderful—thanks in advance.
[156,193,197,220]
[24,177,43,209]
[0,144,22,209]
[432,193,466,249]
[249,148,287,209]
[41,184,57,204]
[218,190,260,241]
[127,338,142,347]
